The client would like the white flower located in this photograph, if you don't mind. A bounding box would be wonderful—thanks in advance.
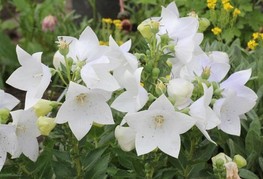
[59,26,106,62]
[0,90,20,110]
[106,36,138,88]
[6,45,51,109]
[115,125,136,152]
[111,68,148,113]
[124,94,196,158]
[220,69,257,102]
[167,78,194,109]
[213,89,255,136]
[81,56,121,91]
[189,85,220,143]
[55,82,114,140]
[0,124,18,171]
[180,52,230,82]
[11,109,40,161]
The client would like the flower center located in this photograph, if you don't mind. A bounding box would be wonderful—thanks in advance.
[75,93,88,105]
[154,115,164,128]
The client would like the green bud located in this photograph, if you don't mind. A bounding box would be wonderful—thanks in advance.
[201,66,211,80]
[160,33,170,45]
[233,154,247,168]
[212,153,232,168]
[37,116,56,136]
[0,108,10,124]
[148,93,157,102]
[198,18,210,32]
[137,20,160,41]
[33,99,60,117]
[152,68,160,79]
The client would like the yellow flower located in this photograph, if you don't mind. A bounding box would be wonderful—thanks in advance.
[207,0,217,9]
[223,3,234,10]
[113,19,121,25]
[260,33,263,40]
[247,40,258,50]
[233,8,241,17]
[252,32,260,40]
[211,27,222,35]
[115,23,122,30]
[102,18,113,24]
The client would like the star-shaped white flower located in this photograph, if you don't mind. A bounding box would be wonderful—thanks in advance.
[0,124,18,171]
[59,26,106,62]
[124,94,196,158]
[111,68,148,113]
[55,82,114,140]
[6,45,51,109]
[0,90,20,110]
[189,85,220,143]
[213,89,255,136]
[180,52,230,82]
[11,109,40,161]
[81,56,121,91]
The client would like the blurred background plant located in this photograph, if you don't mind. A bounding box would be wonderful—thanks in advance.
[0,0,262,178]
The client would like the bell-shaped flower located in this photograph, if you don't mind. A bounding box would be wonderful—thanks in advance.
[106,36,138,88]
[0,90,20,110]
[124,94,196,158]
[58,26,106,62]
[220,69,258,103]
[189,84,220,143]
[11,108,41,161]
[213,89,256,136]
[81,56,121,91]
[6,45,51,109]
[0,124,18,171]
[167,78,194,109]
[115,125,136,152]
[180,51,230,82]
[111,68,148,113]
[55,82,114,140]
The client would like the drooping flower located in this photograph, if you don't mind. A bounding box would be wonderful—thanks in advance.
[124,94,196,158]
[189,85,220,143]
[42,15,57,32]
[37,116,56,136]
[111,68,148,113]
[55,82,114,140]
[11,109,41,161]
[224,162,240,179]
[6,45,51,109]
[115,125,136,152]
[0,124,18,171]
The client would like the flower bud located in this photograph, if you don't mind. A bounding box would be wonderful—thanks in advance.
[33,99,59,117]
[115,125,135,152]
[212,153,232,168]
[152,67,160,79]
[198,18,210,32]
[233,154,247,168]
[37,116,56,136]
[56,37,70,56]
[137,19,160,41]
[201,66,211,80]
[0,108,10,124]
[42,15,57,32]
[167,78,194,107]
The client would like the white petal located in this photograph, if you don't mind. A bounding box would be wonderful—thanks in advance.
[111,91,137,113]
[120,39,131,52]
[0,90,19,110]
[219,113,241,136]
[209,63,230,82]
[221,69,251,88]
[0,147,7,171]
[135,131,157,156]
[19,134,39,161]
[195,123,216,144]
[172,17,198,40]
[79,26,99,46]
[16,45,32,66]
[149,94,174,111]
[175,37,195,63]
[115,126,135,152]
[68,116,92,141]
[158,134,181,158]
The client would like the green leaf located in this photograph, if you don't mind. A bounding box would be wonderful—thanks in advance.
[239,168,259,179]
[258,157,263,172]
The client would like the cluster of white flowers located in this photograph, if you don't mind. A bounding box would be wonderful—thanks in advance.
[0,2,257,171]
